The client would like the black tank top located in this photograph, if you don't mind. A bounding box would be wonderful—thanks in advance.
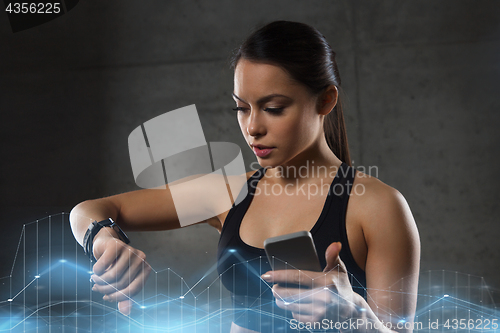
[217,162,366,332]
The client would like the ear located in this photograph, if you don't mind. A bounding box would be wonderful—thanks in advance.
[317,85,338,116]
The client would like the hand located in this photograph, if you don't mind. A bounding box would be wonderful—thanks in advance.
[261,242,358,324]
[90,229,152,315]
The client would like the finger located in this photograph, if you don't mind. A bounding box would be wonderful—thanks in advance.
[274,285,333,305]
[93,252,129,285]
[103,265,151,302]
[92,281,118,295]
[94,259,149,295]
[272,284,313,302]
[262,269,318,287]
[92,265,140,295]
[323,242,347,273]
[272,285,299,302]
[93,253,147,293]
[105,279,143,302]
[93,268,138,295]
[93,248,145,285]
[118,299,133,316]
[92,242,122,276]
[276,299,314,315]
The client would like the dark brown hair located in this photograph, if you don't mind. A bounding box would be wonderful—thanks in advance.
[230,20,351,166]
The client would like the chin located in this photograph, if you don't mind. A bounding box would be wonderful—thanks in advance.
[256,159,281,169]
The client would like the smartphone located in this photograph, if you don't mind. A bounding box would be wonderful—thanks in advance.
[264,231,322,272]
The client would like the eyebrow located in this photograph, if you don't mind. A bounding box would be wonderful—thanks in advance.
[232,93,292,105]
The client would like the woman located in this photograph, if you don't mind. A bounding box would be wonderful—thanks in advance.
[70,21,420,332]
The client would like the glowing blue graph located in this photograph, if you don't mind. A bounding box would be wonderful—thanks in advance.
[0,213,499,332]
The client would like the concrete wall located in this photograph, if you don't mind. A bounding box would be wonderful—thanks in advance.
[1,1,499,295]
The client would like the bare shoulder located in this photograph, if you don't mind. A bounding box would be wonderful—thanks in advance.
[351,170,406,214]
[350,169,419,246]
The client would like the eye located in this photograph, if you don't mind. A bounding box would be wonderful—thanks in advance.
[263,107,284,115]
[232,107,248,113]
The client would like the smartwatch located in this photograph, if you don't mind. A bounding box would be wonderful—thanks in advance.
[82,218,130,263]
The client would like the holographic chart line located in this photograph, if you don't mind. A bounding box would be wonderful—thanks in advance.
[1,213,499,332]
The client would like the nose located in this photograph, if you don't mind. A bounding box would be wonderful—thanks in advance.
[246,109,266,137]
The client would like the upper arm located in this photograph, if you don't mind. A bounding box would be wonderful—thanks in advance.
[360,183,420,330]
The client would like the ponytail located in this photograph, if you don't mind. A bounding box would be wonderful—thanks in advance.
[324,93,351,166]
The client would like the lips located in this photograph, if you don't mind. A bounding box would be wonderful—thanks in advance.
[252,144,274,149]
[251,144,275,158]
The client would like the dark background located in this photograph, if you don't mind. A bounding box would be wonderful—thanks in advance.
[1,0,500,302]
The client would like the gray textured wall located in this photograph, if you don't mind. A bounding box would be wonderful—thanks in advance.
[1,1,499,295]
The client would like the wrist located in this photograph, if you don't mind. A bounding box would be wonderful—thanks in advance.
[82,218,130,262]
[345,293,395,333]
[92,227,121,260]
[94,226,120,243]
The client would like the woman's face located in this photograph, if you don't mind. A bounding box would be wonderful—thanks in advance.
[233,59,324,169]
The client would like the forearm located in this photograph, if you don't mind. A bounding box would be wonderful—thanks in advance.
[69,198,120,246]
[340,293,410,333]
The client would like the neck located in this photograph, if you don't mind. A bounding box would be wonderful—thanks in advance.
[265,135,343,184]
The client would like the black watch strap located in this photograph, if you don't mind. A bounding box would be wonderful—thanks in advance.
[82,218,130,263]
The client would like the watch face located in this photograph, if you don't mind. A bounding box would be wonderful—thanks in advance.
[97,219,114,227]
[112,225,130,244]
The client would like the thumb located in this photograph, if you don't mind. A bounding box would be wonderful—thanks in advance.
[118,299,133,316]
[323,242,344,273]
